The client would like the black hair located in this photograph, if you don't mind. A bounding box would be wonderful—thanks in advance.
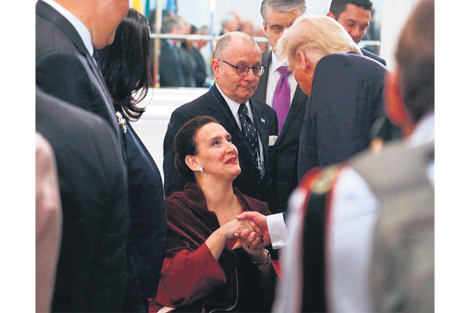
[329,0,373,18]
[98,8,151,121]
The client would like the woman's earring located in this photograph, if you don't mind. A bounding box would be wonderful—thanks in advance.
[198,167,204,173]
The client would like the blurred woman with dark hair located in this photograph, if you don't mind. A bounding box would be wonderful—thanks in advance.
[97,8,167,313]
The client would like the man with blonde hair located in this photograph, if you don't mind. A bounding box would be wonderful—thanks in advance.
[274,15,386,182]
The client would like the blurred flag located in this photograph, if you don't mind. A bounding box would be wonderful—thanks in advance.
[132,0,143,14]
[166,0,177,14]
[145,0,157,17]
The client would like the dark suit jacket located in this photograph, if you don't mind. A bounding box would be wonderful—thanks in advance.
[163,85,278,201]
[159,39,186,87]
[179,44,197,87]
[189,46,208,87]
[35,1,121,146]
[361,47,386,66]
[36,89,129,313]
[253,51,309,214]
[297,52,387,181]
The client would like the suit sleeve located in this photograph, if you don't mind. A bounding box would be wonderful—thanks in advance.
[163,109,189,197]
[297,94,318,182]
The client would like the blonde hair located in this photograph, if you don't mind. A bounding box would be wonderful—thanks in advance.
[275,15,361,66]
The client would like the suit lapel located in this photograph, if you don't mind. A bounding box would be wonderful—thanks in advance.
[254,52,272,102]
[37,1,86,53]
[84,52,115,107]
[250,98,270,164]
[277,85,308,142]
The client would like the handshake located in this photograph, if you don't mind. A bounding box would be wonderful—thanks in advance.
[223,212,271,252]
[211,211,286,265]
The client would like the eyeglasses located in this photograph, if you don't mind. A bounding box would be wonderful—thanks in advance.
[221,60,266,77]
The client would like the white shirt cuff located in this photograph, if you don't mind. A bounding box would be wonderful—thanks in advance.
[267,213,288,249]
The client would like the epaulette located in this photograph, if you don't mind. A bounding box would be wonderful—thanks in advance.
[310,165,342,195]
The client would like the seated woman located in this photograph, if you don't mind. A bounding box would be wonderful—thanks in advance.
[150,116,281,313]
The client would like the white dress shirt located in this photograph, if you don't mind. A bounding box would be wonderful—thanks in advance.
[265,52,298,107]
[273,113,435,313]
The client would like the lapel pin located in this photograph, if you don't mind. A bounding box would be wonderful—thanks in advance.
[261,118,266,123]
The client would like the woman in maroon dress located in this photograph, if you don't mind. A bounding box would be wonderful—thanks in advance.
[150,116,281,313]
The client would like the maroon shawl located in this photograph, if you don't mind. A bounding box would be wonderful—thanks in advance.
[155,182,279,312]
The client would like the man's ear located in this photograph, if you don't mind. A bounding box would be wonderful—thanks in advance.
[263,22,268,36]
[385,71,414,134]
[185,155,199,173]
[326,12,336,20]
[298,51,311,73]
[211,58,220,79]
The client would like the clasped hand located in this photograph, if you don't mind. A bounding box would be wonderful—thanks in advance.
[220,218,266,261]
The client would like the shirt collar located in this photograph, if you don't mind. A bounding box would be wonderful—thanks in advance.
[42,0,94,57]
[215,83,252,120]
[270,51,288,74]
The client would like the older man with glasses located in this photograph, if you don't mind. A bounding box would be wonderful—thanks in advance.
[163,31,278,203]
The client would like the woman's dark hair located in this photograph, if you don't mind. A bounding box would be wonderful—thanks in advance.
[174,116,219,184]
[98,8,151,121]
